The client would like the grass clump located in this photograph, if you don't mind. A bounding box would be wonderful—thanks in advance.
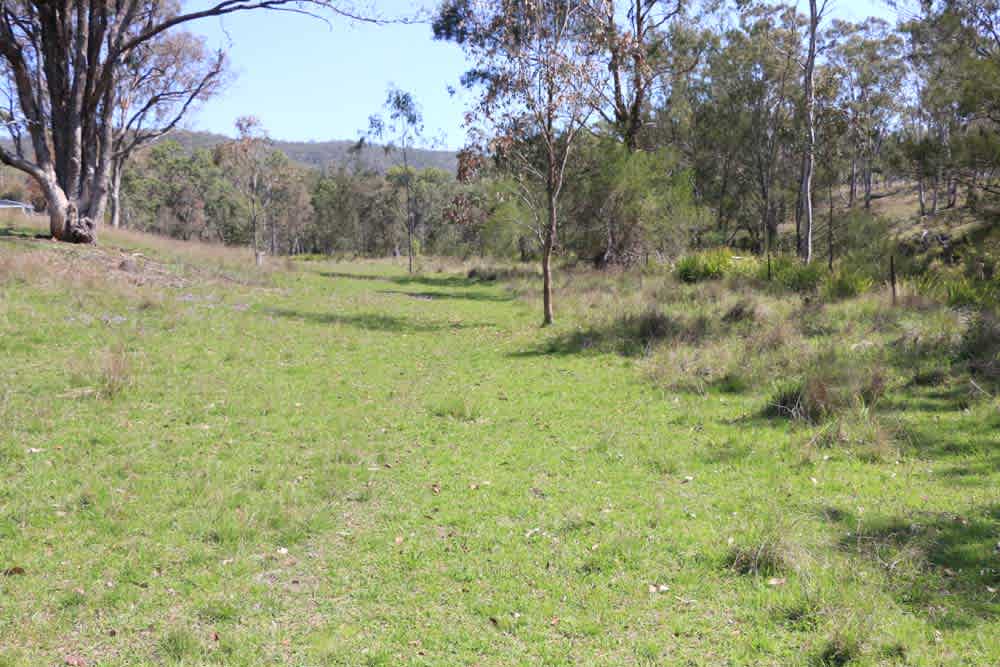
[960,311,1000,386]
[809,408,899,463]
[721,298,759,324]
[467,266,499,282]
[812,631,862,666]
[159,628,201,662]
[821,267,874,301]
[99,343,133,399]
[725,524,800,577]
[626,307,679,347]
[764,255,825,293]
[766,349,887,423]
[675,248,732,283]
[429,396,479,421]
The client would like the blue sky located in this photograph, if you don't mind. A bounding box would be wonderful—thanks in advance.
[183,0,895,150]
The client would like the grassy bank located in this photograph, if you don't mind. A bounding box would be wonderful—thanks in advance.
[0,221,997,665]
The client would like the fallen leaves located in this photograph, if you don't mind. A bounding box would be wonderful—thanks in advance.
[766,577,786,587]
[2,566,25,576]
[63,655,87,667]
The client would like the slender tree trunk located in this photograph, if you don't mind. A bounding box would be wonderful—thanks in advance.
[849,157,857,207]
[403,148,414,273]
[716,157,730,232]
[795,153,806,253]
[918,178,926,216]
[863,162,873,210]
[828,179,835,270]
[542,187,556,326]
[930,172,939,214]
[407,225,414,273]
[799,0,819,264]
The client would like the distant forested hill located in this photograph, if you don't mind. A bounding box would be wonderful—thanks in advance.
[169,130,457,174]
[1,130,458,174]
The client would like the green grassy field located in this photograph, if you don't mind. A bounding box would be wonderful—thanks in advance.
[1,223,998,666]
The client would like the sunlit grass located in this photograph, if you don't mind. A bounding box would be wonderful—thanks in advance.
[0,227,997,666]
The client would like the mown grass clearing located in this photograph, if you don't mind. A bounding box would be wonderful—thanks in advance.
[1,223,998,666]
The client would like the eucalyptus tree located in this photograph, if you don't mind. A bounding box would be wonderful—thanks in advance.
[109,19,226,229]
[828,18,905,209]
[0,1,374,244]
[581,0,689,151]
[796,0,829,264]
[691,3,803,252]
[434,0,599,325]
[368,87,425,273]
[578,0,706,266]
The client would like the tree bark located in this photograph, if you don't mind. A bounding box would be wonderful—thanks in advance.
[109,158,123,229]
[849,157,857,207]
[799,0,819,264]
[828,179,835,270]
[542,186,557,326]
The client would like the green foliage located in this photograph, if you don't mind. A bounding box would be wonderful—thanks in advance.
[822,266,874,300]
[762,255,825,293]
[676,248,732,282]
[915,272,1000,309]
[122,141,247,243]
[561,136,706,263]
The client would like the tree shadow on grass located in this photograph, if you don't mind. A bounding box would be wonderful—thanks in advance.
[376,289,514,304]
[320,271,481,290]
[261,307,487,333]
[835,505,1000,629]
[511,311,719,360]
[509,325,635,359]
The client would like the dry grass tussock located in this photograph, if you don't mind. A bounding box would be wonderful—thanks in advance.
[64,342,138,400]
[0,241,189,303]
[3,213,273,286]
[724,519,813,579]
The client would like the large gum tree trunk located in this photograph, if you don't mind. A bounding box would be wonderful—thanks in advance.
[36,175,96,243]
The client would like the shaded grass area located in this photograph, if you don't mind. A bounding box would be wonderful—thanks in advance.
[0,236,997,666]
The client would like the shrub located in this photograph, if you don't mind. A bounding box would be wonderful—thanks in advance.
[675,249,732,283]
[761,254,825,293]
[822,267,873,301]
